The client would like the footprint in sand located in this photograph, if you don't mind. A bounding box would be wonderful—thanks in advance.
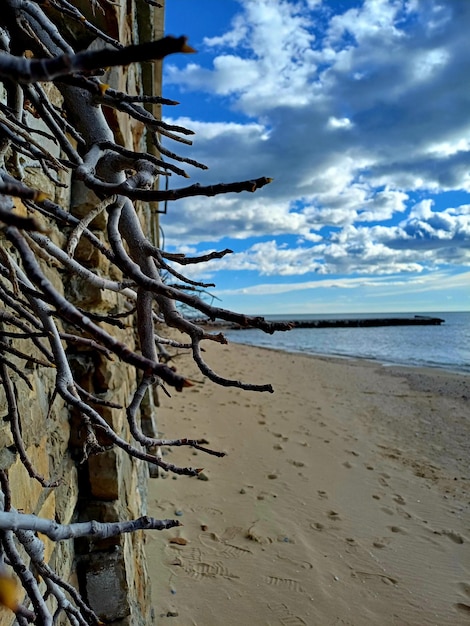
[257,491,278,500]
[264,576,304,593]
[327,510,341,521]
[378,473,391,487]
[437,529,465,544]
[276,552,313,571]
[172,546,203,565]
[456,583,470,614]
[223,527,243,541]
[199,526,253,558]
[353,571,398,585]
[288,459,305,468]
[380,506,395,516]
[272,432,289,442]
[456,603,470,615]
[372,538,392,549]
[458,582,470,596]
[246,521,275,544]
[424,527,465,544]
[388,525,408,535]
[221,543,253,558]
[183,560,239,581]
[200,506,224,517]
[268,602,307,626]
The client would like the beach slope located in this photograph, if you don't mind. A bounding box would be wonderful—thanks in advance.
[145,341,469,625]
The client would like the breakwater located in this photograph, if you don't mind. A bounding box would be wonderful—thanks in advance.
[277,315,444,329]
[228,315,445,330]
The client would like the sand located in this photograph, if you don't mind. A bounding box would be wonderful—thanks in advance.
[144,340,470,625]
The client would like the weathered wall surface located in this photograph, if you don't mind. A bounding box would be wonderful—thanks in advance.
[0,2,165,624]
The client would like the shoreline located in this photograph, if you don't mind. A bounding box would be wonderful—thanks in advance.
[224,335,470,376]
[146,340,470,625]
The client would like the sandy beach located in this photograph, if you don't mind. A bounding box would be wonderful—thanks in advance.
[145,339,470,625]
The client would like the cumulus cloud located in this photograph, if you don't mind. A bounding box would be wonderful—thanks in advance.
[163,0,470,287]
[170,199,470,283]
[214,268,470,299]
[168,0,318,114]
[383,201,470,256]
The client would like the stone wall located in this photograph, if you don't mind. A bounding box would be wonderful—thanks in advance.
[0,2,165,624]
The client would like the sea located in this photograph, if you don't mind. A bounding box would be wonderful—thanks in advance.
[223,311,470,375]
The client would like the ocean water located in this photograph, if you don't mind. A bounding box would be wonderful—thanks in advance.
[223,311,470,374]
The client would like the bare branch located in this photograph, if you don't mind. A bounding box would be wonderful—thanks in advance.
[0,512,181,540]
[0,2,288,622]
[0,36,195,83]
[161,248,234,265]
[4,228,193,390]
[76,173,274,202]
[0,358,59,487]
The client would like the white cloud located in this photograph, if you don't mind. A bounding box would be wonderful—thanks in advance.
[164,193,320,244]
[327,116,353,129]
[167,0,318,114]
[411,48,449,83]
[216,269,470,297]
[163,0,470,286]
[327,0,407,45]
[169,200,470,283]
[168,116,269,142]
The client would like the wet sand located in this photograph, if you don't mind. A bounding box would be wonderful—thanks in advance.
[145,340,470,625]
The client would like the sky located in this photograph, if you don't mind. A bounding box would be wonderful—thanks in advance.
[160,0,470,315]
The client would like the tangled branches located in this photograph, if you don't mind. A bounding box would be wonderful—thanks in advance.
[0,0,290,623]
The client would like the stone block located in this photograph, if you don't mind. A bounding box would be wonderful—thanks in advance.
[88,449,120,501]
[8,436,52,513]
[82,549,130,623]
[0,424,14,450]
[69,182,108,229]
[72,234,110,271]
[54,458,78,524]
[67,274,119,312]
[37,490,57,563]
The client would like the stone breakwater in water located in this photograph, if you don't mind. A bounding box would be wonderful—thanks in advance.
[229,315,445,330]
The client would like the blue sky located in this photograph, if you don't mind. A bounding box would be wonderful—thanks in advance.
[161,0,470,315]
